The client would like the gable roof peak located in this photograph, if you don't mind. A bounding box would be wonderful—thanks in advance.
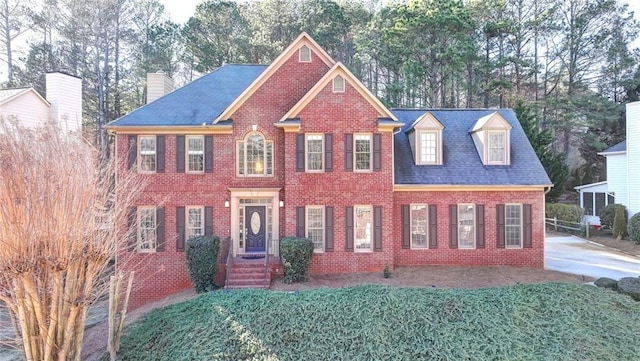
[469,111,512,132]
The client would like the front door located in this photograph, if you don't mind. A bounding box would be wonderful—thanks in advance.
[245,206,266,252]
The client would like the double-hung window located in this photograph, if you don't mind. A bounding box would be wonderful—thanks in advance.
[137,207,157,252]
[186,206,204,240]
[488,131,506,164]
[306,134,324,171]
[306,206,325,252]
[419,131,438,164]
[138,136,156,172]
[354,205,372,251]
[354,134,372,172]
[237,132,273,176]
[458,204,475,249]
[505,204,522,248]
[187,136,204,173]
[411,204,428,249]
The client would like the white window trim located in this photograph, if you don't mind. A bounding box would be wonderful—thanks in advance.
[333,75,345,93]
[457,204,476,249]
[138,135,157,173]
[236,132,274,177]
[417,130,441,165]
[306,206,325,253]
[299,45,311,62]
[305,134,324,172]
[186,135,205,174]
[354,205,373,253]
[487,130,507,165]
[505,203,523,249]
[410,204,429,249]
[186,206,205,240]
[137,206,157,253]
[354,133,372,173]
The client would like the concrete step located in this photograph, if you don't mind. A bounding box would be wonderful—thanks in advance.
[228,272,267,280]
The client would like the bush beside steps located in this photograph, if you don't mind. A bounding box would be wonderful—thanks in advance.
[185,235,220,293]
[280,237,314,284]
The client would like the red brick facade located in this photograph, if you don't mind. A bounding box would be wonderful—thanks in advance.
[113,36,546,309]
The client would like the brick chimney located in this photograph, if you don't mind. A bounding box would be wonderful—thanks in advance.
[45,72,82,134]
[146,72,174,104]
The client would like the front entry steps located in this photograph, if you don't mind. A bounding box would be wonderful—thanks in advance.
[225,256,271,289]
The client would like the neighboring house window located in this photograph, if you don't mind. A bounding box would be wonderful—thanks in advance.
[306,134,324,171]
[299,45,311,62]
[306,206,325,252]
[137,207,157,252]
[419,131,438,164]
[138,136,156,172]
[354,134,372,172]
[187,136,204,173]
[354,206,372,252]
[186,206,204,240]
[333,75,345,92]
[237,132,273,176]
[488,131,506,164]
[505,204,522,248]
[411,204,428,249]
[458,204,475,249]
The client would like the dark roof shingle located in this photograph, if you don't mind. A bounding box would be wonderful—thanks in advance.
[600,140,626,154]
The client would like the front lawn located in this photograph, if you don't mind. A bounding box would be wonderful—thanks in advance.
[114,283,640,360]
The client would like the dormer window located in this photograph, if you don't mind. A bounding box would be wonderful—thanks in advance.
[488,131,506,164]
[299,45,311,62]
[419,131,438,164]
[469,112,512,165]
[407,112,444,165]
[333,75,345,93]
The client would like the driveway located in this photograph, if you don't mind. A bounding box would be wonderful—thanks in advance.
[545,235,640,280]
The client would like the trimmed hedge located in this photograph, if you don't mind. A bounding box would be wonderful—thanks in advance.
[599,204,628,229]
[545,203,584,223]
[628,213,640,243]
[185,235,220,293]
[280,237,314,284]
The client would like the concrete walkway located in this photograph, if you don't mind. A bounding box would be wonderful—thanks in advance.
[545,235,640,280]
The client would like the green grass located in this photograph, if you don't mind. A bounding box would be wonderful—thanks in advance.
[114,283,640,360]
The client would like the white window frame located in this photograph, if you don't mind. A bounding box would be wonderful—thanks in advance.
[505,204,523,249]
[354,205,373,252]
[487,131,507,164]
[306,206,325,253]
[410,204,429,249]
[457,204,475,249]
[305,134,324,172]
[186,206,204,240]
[186,135,204,173]
[354,134,372,172]
[333,75,345,93]
[137,206,157,253]
[236,132,274,177]
[138,135,156,173]
[418,130,439,165]
[299,45,311,62]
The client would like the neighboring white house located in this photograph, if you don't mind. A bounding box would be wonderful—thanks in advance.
[0,72,82,134]
[576,101,640,222]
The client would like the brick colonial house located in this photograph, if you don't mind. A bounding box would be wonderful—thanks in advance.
[106,33,552,309]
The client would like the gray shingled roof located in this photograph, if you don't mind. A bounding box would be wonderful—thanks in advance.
[107,64,267,127]
[393,109,552,186]
[600,140,626,154]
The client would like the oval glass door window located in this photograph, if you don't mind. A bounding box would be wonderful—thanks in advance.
[250,211,261,234]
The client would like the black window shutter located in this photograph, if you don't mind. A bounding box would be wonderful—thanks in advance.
[325,206,334,252]
[429,205,438,248]
[325,133,333,171]
[127,206,137,251]
[496,204,506,248]
[345,206,354,251]
[127,135,137,170]
[205,136,214,173]
[296,206,305,237]
[373,133,382,171]
[176,136,185,173]
[205,206,213,236]
[344,134,353,171]
[476,204,485,249]
[296,134,305,172]
[176,206,185,251]
[373,206,383,251]
[156,207,165,251]
[449,204,458,249]
[156,135,166,173]
[523,204,533,248]
[401,205,410,249]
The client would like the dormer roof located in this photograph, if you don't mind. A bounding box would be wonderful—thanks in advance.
[469,111,512,133]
